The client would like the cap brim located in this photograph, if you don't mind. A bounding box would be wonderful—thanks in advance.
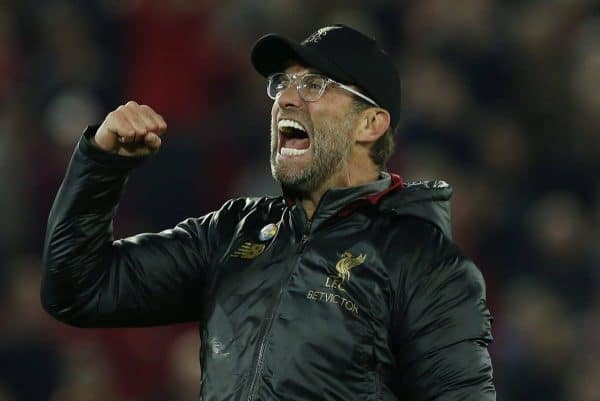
[251,34,353,84]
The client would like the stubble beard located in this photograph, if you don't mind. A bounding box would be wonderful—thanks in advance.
[270,116,354,193]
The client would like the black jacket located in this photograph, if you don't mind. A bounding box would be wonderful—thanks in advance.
[42,127,495,401]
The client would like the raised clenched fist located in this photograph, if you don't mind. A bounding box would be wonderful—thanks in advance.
[93,101,167,157]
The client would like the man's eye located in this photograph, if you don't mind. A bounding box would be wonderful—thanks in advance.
[270,74,290,90]
[275,82,288,91]
[303,78,324,90]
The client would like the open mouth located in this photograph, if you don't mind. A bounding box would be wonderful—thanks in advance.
[278,119,311,156]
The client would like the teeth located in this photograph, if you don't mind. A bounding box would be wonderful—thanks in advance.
[280,147,309,156]
[278,119,306,132]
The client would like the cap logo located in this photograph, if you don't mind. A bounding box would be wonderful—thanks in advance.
[303,26,342,44]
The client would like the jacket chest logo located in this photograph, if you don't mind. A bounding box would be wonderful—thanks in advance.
[231,242,266,259]
[230,223,279,259]
[306,251,367,316]
[335,251,367,282]
[325,251,367,292]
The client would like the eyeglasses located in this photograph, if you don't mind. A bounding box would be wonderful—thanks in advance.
[267,72,379,106]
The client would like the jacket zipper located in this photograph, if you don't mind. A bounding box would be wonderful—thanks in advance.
[246,297,278,401]
[247,211,314,401]
[296,218,312,253]
[246,258,300,401]
[374,364,382,400]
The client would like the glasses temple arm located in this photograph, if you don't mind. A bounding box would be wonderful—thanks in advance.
[335,82,379,107]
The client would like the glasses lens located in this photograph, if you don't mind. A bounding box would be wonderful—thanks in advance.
[267,73,290,99]
[299,74,326,101]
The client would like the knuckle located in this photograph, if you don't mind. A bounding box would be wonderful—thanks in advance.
[113,113,127,125]
[112,110,125,121]
[106,112,122,127]
[125,100,138,107]
[119,120,133,132]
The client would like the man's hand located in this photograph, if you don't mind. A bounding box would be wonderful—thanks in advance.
[93,101,167,157]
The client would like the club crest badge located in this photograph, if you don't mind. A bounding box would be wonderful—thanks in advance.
[335,251,367,282]
[259,223,278,242]
[304,250,366,316]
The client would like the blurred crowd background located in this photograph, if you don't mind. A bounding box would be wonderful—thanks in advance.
[0,0,599,400]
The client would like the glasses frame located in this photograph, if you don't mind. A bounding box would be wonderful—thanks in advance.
[267,72,379,107]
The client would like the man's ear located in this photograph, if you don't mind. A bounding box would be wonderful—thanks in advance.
[354,108,390,144]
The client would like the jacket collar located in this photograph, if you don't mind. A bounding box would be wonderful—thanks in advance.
[285,172,404,227]
[378,180,454,238]
[282,176,455,239]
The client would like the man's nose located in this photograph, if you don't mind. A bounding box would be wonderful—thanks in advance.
[276,82,304,109]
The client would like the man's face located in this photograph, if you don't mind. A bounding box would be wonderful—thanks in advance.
[270,64,357,192]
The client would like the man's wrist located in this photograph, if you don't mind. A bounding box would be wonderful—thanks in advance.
[78,125,146,169]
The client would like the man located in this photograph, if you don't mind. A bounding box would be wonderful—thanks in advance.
[42,25,495,401]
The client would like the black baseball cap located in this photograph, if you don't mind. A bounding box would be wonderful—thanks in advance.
[251,24,401,131]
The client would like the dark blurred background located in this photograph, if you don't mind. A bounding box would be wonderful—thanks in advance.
[0,0,599,400]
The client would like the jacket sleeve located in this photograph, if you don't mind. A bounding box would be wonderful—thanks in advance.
[41,127,223,328]
[391,227,495,401]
